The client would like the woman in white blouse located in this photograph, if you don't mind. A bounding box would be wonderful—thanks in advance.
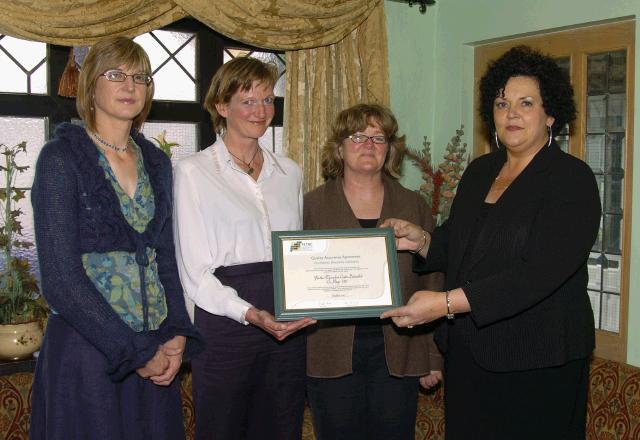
[173,57,315,440]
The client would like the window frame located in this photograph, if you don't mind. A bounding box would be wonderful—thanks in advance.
[142,18,284,150]
[473,20,635,362]
[0,18,285,151]
[0,43,71,136]
[0,19,287,288]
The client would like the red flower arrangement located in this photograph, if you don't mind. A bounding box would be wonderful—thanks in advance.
[405,125,468,223]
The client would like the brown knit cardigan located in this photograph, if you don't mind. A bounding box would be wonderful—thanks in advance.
[304,175,443,378]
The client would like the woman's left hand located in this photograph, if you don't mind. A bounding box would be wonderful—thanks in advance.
[380,290,447,327]
[150,336,186,386]
[381,288,470,328]
[419,370,443,390]
[159,335,186,357]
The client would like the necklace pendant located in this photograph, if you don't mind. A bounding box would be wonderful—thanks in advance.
[247,166,254,175]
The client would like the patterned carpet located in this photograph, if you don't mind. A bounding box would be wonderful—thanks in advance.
[1,357,638,439]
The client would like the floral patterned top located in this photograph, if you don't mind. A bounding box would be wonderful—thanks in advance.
[82,141,168,332]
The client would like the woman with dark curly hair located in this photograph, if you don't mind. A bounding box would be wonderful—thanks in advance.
[381,45,601,439]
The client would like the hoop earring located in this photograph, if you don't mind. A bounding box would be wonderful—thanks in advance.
[494,131,501,149]
[547,125,553,147]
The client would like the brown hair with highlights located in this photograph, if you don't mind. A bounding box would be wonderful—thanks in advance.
[76,37,154,133]
[321,103,406,180]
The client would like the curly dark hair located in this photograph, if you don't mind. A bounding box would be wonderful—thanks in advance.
[478,45,576,133]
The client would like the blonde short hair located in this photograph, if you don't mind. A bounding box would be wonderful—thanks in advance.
[76,37,154,133]
[321,104,406,180]
[203,57,277,134]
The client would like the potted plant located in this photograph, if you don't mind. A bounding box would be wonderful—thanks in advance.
[0,141,47,361]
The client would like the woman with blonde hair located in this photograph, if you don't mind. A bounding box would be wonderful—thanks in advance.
[31,37,203,440]
[173,56,314,440]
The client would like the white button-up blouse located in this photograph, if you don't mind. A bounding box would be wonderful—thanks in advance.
[173,138,303,323]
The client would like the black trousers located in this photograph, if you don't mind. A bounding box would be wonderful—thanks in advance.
[444,330,590,440]
[307,326,420,440]
[192,263,306,440]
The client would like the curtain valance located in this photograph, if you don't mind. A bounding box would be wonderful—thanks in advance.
[0,0,389,191]
[0,0,379,49]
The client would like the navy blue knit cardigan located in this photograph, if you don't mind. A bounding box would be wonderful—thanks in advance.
[32,123,203,381]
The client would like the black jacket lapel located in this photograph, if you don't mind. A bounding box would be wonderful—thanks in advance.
[463,143,561,273]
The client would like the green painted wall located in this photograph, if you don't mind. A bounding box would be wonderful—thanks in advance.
[385,1,439,189]
[386,0,640,366]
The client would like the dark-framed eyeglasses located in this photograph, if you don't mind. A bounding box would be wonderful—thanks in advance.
[347,134,388,144]
[100,70,153,85]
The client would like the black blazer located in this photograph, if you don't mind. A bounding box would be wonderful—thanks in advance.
[418,142,601,372]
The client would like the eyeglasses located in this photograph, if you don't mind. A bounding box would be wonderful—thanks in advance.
[348,134,388,144]
[100,70,153,85]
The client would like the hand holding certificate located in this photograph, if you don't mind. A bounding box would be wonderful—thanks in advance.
[272,228,402,320]
[244,307,316,340]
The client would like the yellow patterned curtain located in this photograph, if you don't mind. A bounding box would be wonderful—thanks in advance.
[176,0,379,50]
[0,0,389,191]
[0,1,186,45]
[284,4,389,190]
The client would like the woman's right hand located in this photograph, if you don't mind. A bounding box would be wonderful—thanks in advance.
[420,370,443,390]
[379,218,427,253]
[136,348,170,379]
[245,307,316,341]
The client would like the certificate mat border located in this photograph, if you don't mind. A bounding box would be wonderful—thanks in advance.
[272,228,402,320]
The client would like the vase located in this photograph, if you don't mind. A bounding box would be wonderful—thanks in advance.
[0,321,43,361]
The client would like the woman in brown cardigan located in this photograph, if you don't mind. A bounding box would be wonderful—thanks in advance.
[304,104,443,440]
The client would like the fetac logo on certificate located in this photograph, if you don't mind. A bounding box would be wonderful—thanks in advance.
[286,239,326,254]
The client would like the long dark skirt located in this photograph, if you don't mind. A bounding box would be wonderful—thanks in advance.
[30,314,185,440]
[192,262,306,440]
[444,330,589,440]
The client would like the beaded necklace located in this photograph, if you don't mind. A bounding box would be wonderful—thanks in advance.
[90,131,131,153]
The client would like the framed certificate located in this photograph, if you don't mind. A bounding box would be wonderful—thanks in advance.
[272,228,402,320]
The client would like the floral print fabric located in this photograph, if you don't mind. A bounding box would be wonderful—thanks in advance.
[82,141,167,331]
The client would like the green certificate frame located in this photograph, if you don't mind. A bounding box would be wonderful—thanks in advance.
[272,228,402,320]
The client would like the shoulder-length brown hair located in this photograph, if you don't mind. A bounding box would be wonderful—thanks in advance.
[76,37,154,133]
[203,57,277,135]
[321,103,406,180]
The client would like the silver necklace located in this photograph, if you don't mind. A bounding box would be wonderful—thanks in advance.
[228,147,260,175]
[90,131,130,153]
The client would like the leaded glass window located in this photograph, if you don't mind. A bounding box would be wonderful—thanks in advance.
[586,50,627,333]
[223,48,286,97]
[0,35,47,94]
[554,57,571,152]
[135,30,197,102]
